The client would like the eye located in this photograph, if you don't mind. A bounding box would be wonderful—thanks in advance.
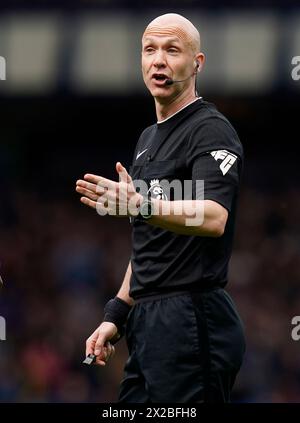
[167,48,179,54]
[144,46,155,54]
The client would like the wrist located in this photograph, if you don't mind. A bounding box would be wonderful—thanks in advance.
[128,193,143,218]
[103,296,132,337]
[136,193,143,208]
[138,196,155,220]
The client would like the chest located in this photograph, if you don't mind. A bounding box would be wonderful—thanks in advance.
[130,125,192,182]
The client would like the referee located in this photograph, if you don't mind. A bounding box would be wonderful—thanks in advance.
[76,13,246,403]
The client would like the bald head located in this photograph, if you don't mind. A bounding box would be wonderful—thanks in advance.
[143,13,201,54]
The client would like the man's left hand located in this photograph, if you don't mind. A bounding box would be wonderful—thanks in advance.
[76,162,142,217]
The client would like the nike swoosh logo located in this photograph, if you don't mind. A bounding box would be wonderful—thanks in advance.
[136,148,148,160]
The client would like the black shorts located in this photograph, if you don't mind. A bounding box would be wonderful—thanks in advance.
[118,288,246,403]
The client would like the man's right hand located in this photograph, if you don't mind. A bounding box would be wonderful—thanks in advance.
[86,322,118,366]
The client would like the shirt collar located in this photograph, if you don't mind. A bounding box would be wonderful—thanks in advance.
[157,97,202,124]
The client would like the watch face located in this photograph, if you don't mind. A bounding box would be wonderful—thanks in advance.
[140,199,153,219]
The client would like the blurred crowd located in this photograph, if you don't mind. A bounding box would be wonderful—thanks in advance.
[0,0,297,9]
[0,184,300,402]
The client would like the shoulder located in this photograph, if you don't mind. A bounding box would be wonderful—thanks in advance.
[192,100,239,137]
[188,100,243,160]
[139,124,156,139]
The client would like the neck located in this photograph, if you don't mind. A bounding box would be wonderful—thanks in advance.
[155,90,197,122]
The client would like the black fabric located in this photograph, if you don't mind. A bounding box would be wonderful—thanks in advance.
[103,297,132,336]
[118,289,246,403]
[128,99,244,298]
[192,151,241,212]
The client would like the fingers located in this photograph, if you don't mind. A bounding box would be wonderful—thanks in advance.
[86,330,107,366]
[77,167,131,194]
[104,342,115,364]
[85,338,97,364]
[76,180,97,194]
[93,333,111,366]
[94,332,107,356]
[106,342,115,362]
[76,180,108,211]
[85,322,118,367]
[84,174,116,190]
[94,342,115,366]
[77,167,134,216]
[76,180,106,195]
[103,342,115,362]
[79,196,110,213]
[76,186,98,201]
[86,327,100,356]
[80,196,97,209]
[116,162,132,183]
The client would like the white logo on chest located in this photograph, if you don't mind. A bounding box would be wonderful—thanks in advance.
[147,179,168,200]
[136,148,148,160]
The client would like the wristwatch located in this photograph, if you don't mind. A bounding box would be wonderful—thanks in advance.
[138,196,154,219]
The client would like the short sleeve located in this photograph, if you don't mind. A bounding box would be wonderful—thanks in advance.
[187,117,243,212]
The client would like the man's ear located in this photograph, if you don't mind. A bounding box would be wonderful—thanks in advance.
[195,53,205,72]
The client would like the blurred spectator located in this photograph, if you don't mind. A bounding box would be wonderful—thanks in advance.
[1,184,300,402]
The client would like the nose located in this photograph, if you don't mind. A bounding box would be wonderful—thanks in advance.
[153,50,167,69]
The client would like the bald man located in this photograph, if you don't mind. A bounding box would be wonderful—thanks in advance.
[77,13,245,403]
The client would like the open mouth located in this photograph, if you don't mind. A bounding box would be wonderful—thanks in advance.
[152,73,169,83]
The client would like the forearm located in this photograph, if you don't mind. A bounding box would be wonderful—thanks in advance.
[147,199,228,237]
[102,261,133,343]
[116,261,134,306]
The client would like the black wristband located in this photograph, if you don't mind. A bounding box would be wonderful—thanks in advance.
[103,297,132,335]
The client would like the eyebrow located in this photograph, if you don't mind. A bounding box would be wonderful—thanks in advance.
[143,36,181,44]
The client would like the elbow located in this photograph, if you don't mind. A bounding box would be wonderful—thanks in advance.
[186,201,229,237]
[210,219,226,237]
[193,219,226,237]
[211,210,228,237]
[203,211,228,238]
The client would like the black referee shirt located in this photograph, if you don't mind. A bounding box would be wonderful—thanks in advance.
[129,98,243,298]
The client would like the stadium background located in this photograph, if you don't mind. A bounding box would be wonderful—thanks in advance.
[0,0,300,402]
